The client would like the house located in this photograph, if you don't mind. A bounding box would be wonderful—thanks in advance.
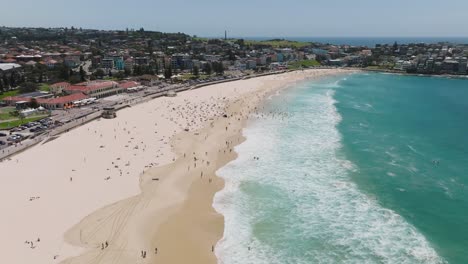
[0,63,21,72]
[25,60,37,66]
[64,55,81,68]
[44,59,59,69]
[246,60,257,69]
[0,63,22,84]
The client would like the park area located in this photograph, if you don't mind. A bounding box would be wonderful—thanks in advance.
[0,107,49,130]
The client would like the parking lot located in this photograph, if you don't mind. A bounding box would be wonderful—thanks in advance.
[0,117,53,149]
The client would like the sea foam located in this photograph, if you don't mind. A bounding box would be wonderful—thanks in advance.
[214,77,445,264]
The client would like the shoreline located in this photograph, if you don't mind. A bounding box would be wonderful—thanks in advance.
[361,68,468,80]
[0,69,353,264]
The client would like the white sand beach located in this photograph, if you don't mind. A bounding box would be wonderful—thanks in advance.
[0,69,352,264]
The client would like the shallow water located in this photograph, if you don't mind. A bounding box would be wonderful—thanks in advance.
[215,73,468,264]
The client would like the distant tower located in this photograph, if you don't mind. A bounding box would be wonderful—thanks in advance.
[225,30,227,41]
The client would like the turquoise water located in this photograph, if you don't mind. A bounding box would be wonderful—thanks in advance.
[214,72,468,264]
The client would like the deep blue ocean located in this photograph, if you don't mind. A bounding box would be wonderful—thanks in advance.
[234,37,468,47]
[214,72,468,264]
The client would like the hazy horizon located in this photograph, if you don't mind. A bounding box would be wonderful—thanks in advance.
[2,0,468,37]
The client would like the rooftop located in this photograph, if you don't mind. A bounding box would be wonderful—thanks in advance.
[0,63,21,71]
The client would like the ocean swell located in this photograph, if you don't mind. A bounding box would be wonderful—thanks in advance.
[213,78,445,264]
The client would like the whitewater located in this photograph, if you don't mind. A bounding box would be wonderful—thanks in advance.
[213,75,446,264]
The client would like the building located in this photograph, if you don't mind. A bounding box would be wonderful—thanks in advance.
[50,82,71,94]
[118,81,143,92]
[64,55,81,68]
[102,107,116,119]
[44,59,59,69]
[246,59,257,69]
[105,55,125,70]
[101,58,114,69]
[171,53,191,69]
[64,81,123,98]
[328,59,344,66]
[458,57,467,74]
[2,91,53,107]
[0,63,21,73]
[38,93,89,109]
[134,57,149,66]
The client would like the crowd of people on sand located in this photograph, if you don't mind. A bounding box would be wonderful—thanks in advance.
[18,74,316,262]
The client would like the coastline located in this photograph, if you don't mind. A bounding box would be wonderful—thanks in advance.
[361,67,468,80]
[0,69,353,264]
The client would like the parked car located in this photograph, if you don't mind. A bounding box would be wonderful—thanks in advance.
[0,140,5,145]
[7,135,21,142]
[0,132,7,137]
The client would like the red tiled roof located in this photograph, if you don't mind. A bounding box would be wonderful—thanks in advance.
[119,81,139,89]
[51,82,70,88]
[40,93,88,105]
[2,96,29,102]
[3,58,17,63]
[65,81,117,93]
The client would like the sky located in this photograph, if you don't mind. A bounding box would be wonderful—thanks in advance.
[1,0,468,37]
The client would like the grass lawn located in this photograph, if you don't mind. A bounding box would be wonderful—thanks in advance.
[0,107,17,121]
[180,74,210,80]
[0,90,19,100]
[0,115,49,130]
[39,84,50,92]
[103,77,119,81]
[288,60,321,69]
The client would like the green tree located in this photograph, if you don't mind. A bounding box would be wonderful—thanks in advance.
[2,75,9,89]
[69,75,81,84]
[94,69,105,78]
[204,63,212,75]
[9,110,20,118]
[227,50,236,61]
[79,66,86,81]
[193,66,199,77]
[58,64,70,80]
[9,72,17,87]
[29,98,39,109]
[19,82,38,94]
[124,67,131,76]
[213,62,224,75]
[114,71,125,80]
[133,65,142,76]
[164,67,173,79]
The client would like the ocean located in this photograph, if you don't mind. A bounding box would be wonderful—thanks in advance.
[235,37,468,47]
[214,72,468,264]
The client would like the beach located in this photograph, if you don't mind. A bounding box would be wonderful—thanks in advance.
[0,69,350,264]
